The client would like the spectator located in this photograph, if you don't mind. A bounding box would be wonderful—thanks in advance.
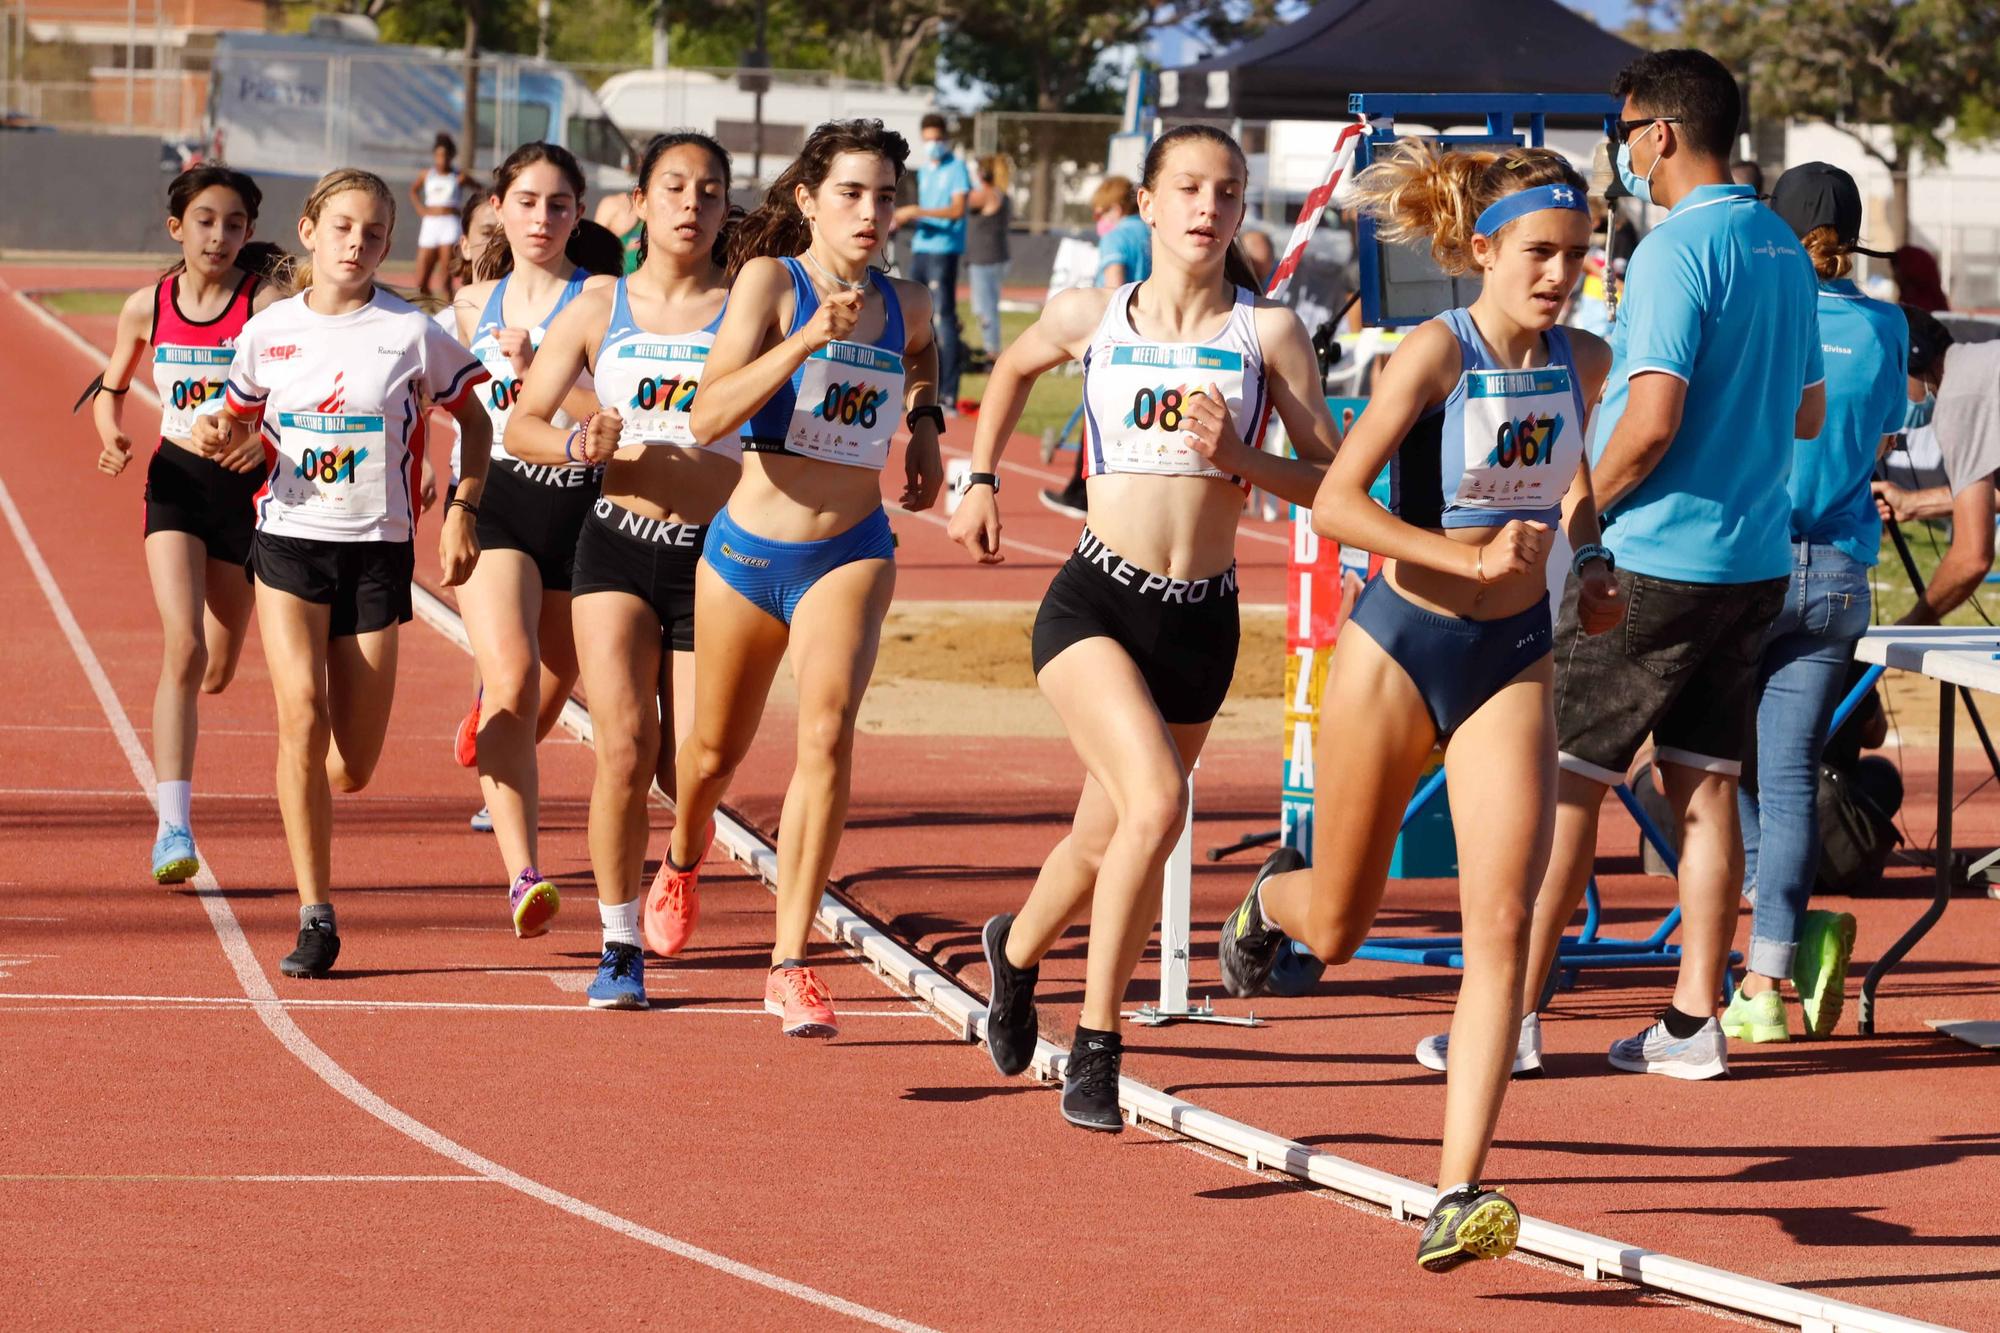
[965,154,1013,366]
[1041,176,1151,517]
[1872,306,2000,623]
[895,113,971,414]
[1238,227,1276,291]
[1517,48,1826,1081]
[1730,161,1909,1045]
[1891,244,1950,312]
[1731,159,1765,194]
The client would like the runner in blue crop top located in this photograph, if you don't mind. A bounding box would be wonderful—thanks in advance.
[1217,141,1624,1274]
[741,256,905,448]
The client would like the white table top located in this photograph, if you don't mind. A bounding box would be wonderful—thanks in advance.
[1856,626,2000,692]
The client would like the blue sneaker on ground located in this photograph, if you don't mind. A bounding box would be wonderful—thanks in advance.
[469,805,493,833]
[151,825,199,885]
[587,942,647,1010]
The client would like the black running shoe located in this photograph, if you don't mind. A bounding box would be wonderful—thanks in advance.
[1217,847,1304,998]
[981,913,1040,1076]
[1060,1029,1123,1132]
[279,921,341,979]
[1037,481,1087,519]
[1416,1186,1519,1273]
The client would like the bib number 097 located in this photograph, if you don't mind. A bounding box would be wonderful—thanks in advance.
[171,378,223,411]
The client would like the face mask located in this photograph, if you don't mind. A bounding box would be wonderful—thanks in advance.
[925,141,947,163]
[1616,130,1661,206]
[1095,212,1118,237]
[1906,390,1936,431]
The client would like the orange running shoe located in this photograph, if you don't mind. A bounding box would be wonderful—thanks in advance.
[642,819,713,958]
[453,691,480,768]
[764,963,838,1038]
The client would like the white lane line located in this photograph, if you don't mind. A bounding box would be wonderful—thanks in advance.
[0,462,936,1333]
[1,1173,489,1184]
[895,505,1074,562]
[0,990,936,1017]
[0,785,589,805]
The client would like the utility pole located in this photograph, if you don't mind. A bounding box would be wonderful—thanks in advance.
[460,4,481,173]
[537,0,551,60]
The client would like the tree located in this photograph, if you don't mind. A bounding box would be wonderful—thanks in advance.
[1679,0,2000,244]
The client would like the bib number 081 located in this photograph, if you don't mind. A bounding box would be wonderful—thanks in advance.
[1130,386,1187,432]
[297,446,365,485]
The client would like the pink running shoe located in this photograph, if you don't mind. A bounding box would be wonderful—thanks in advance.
[643,819,713,958]
[764,964,838,1039]
[510,867,560,939]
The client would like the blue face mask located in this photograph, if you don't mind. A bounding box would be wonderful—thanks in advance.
[1906,390,1937,431]
[925,140,947,163]
[1616,132,1660,206]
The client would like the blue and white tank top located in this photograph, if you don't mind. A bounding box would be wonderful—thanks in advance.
[743,257,906,472]
[593,277,742,463]
[1389,307,1588,529]
[468,267,591,459]
[1079,282,1270,489]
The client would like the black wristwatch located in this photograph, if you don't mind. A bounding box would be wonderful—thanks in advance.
[964,471,1000,494]
[905,404,945,433]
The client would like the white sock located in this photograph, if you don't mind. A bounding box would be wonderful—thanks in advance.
[600,899,640,948]
[157,781,192,835]
[1257,884,1281,933]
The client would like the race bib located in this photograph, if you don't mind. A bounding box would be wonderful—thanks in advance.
[1452,368,1579,514]
[787,341,904,470]
[1092,343,1244,477]
[611,340,711,447]
[472,324,545,445]
[153,345,234,440]
[273,411,388,521]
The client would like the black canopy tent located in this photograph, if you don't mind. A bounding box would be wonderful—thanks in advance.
[1156,0,1645,123]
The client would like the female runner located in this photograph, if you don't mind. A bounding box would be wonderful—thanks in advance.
[948,125,1337,1126]
[412,133,474,298]
[511,132,741,1008]
[447,142,619,934]
[1213,142,1623,1271]
[92,164,283,884]
[659,118,943,1037]
[194,168,491,978]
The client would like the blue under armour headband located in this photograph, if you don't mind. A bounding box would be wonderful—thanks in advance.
[1474,183,1590,237]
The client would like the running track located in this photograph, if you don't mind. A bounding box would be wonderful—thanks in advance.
[3,264,1989,1329]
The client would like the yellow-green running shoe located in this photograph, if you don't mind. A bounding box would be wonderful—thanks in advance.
[1721,985,1789,1043]
[1417,1186,1519,1273]
[1792,909,1857,1039]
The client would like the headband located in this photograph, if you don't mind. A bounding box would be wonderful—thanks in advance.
[1474,183,1589,238]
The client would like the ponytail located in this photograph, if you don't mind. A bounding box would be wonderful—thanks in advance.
[1349,138,1587,276]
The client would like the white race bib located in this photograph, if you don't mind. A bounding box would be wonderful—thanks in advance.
[609,339,711,447]
[1090,342,1245,477]
[272,411,389,522]
[787,340,904,470]
[1452,367,1579,514]
[153,345,234,440]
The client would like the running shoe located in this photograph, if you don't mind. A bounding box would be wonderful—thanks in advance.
[981,913,1040,1076]
[509,867,560,939]
[279,921,341,979]
[764,964,838,1038]
[469,805,493,833]
[1060,1029,1124,1132]
[1792,908,1857,1039]
[586,942,648,1010]
[1607,1016,1728,1080]
[151,825,199,885]
[454,692,480,768]
[643,820,713,958]
[1720,985,1789,1043]
[1216,847,1305,998]
[1414,1012,1544,1075]
[1037,483,1087,519]
[1416,1186,1519,1273]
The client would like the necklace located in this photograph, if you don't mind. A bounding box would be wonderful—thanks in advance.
[803,248,866,294]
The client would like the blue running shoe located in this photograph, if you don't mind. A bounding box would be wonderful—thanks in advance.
[587,942,647,1010]
[469,805,493,833]
[152,825,199,885]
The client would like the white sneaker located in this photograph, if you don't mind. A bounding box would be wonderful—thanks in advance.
[1606,1017,1728,1080]
[1414,1012,1542,1075]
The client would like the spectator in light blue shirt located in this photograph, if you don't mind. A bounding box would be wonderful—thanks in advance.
[895,113,971,412]
[1516,48,1828,1084]
[1729,162,1908,1048]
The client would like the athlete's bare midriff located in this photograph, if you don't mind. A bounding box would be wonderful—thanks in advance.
[1079,472,1243,581]
[1387,523,1553,621]
[598,444,738,527]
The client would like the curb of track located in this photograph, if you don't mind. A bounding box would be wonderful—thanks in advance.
[17,276,1946,1333]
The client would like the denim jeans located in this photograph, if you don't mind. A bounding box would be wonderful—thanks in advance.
[909,250,963,406]
[1738,542,1873,978]
[968,261,1005,355]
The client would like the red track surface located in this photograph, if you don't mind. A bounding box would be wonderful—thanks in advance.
[4,263,1992,1328]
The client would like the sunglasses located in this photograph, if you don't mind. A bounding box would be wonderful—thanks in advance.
[1615,116,1682,141]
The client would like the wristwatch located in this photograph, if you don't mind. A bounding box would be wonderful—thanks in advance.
[963,471,1000,494]
[1572,542,1616,577]
[905,404,945,433]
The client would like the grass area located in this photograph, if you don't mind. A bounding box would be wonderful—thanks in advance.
[954,303,1082,443]
[38,289,129,316]
[1871,519,2000,627]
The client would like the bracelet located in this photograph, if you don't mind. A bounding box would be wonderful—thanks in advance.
[446,496,479,520]
[1572,542,1615,577]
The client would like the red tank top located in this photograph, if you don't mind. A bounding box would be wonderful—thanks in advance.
[150,271,259,441]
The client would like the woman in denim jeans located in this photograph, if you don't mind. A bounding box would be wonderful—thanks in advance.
[965,155,1011,363]
[1730,163,1910,1042]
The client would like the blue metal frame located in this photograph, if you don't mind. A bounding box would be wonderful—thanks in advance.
[1350,93,1620,328]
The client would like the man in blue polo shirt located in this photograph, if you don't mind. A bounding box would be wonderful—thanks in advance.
[896,113,971,414]
[1518,49,1826,1081]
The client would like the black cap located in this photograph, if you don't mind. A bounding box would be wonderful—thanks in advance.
[1769,161,1895,258]
[1903,304,1954,380]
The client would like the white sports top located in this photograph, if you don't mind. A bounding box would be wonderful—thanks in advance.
[1080,282,1271,489]
[467,267,594,460]
[593,277,743,463]
[225,288,487,543]
[421,168,463,213]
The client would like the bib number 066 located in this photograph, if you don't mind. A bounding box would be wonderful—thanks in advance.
[820,381,883,429]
